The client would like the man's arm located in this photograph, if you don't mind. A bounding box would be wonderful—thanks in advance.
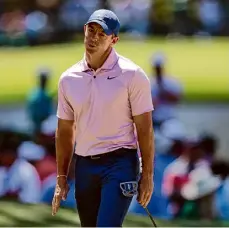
[128,67,155,208]
[133,112,155,208]
[56,118,75,176]
[52,75,75,216]
[133,111,154,177]
[129,67,155,176]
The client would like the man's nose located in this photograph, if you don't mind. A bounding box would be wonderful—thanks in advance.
[92,32,99,41]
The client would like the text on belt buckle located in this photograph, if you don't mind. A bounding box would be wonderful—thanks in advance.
[90,155,100,159]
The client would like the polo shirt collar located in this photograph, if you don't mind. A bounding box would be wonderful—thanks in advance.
[81,48,119,72]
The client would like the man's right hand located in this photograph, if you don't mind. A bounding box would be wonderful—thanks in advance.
[52,176,69,216]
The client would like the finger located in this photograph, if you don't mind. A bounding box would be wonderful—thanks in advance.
[143,189,153,208]
[52,185,63,215]
[52,196,61,215]
[52,196,57,216]
[138,189,151,208]
[137,190,147,206]
[142,192,152,208]
[62,188,68,201]
[52,194,62,216]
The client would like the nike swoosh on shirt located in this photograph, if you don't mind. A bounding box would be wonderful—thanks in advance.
[107,76,118,80]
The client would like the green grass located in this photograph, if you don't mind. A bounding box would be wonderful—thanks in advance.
[0,200,228,227]
[0,37,228,104]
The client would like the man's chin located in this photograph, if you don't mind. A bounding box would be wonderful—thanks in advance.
[86,46,99,54]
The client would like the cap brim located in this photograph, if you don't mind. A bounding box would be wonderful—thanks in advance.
[85,20,113,36]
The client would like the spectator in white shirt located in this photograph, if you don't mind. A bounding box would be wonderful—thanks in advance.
[150,52,183,128]
[162,139,209,217]
[0,143,42,204]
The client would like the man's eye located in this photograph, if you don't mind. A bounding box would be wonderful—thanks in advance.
[99,33,105,37]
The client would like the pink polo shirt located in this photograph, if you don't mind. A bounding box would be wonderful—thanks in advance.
[57,48,153,156]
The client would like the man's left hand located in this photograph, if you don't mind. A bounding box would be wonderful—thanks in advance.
[137,174,154,208]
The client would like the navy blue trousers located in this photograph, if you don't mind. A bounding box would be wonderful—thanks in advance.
[74,148,140,227]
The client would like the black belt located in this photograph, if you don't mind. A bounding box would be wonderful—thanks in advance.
[77,148,137,160]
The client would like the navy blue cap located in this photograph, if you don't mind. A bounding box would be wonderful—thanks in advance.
[85,9,120,36]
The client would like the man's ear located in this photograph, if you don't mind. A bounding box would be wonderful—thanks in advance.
[84,25,87,34]
[112,36,119,46]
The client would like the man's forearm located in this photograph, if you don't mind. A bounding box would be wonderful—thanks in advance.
[55,128,75,176]
[137,128,154,177]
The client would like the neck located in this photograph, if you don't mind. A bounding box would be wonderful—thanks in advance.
[86,47,112,71]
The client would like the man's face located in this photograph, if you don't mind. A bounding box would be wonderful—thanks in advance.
[84,23,118,54]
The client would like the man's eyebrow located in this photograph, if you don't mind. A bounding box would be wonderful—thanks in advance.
[88,24,94,28]
[88,24,104,32]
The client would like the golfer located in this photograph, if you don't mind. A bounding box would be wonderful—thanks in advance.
[52,9,155,227]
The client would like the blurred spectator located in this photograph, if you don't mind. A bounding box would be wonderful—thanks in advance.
[211,160,229,220]
[26,67,53,134]
[171,0,189,35]
[180,166,222,220]
[170,0,202,36]
[35,147,56,181]
[17,121,56,182]
[150,0,174,35]
[199,133,217,163]
[108,0,152,35]
[150,52,183,129]
[36,0,60,9]
[220,0,229,35]
[17,139,46,162]
[59,0,99,33]
[25,10,51,46]
[107,0,132,32]
[34,116,57,181]
[0,10,28,46]
[0,0,228,47]
[0,143,42,204]
[198,0,223,35]
[162,138,209,218]
[159,119,187,157]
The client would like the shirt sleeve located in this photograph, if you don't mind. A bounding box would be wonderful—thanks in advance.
[129,67,154,116]
[56,76,74,120]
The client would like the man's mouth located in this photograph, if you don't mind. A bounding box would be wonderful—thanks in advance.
[88,43,96,48]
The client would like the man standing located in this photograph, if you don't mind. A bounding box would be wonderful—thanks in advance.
[52,9,155,227]
[150,52,183,128]
[27,68,53,134]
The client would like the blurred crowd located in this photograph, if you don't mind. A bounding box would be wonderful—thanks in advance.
[0,50,229,222]
[0,0,229,46]
[0,67,76,207]
[129,52,229,221]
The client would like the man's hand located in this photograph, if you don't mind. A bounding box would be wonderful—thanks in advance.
[137,174,154,208]
[52,176,69,216]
